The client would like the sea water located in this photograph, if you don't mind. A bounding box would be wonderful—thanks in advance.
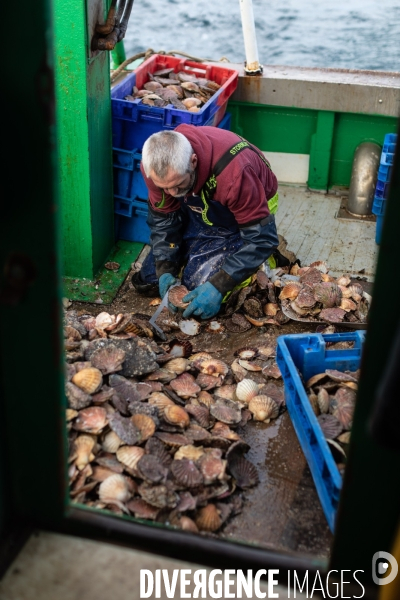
[123,0,400,71]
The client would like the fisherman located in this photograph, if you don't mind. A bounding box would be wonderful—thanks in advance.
[131,124,289,319]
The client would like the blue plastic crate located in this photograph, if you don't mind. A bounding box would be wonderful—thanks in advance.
[113,148,148,200]
[382,133,397,153]
[276,331,366,532]
[372,195,386,216]
[375,214,384,245]
[111,54,238,150]
[374,178,391,199]
[115,198,150,244]
[377,162,393,183]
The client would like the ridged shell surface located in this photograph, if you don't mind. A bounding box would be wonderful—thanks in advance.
[235,379,260,403]
[171,458,203,488]
[116,446,145,470]
[195,504,221,532]
[163,405,190,429]
[248,395,279,422]
[90,345,126,375]
[174,445,205,461]
[72,367,103,394]
[131,414,156,442]
[102,430,123,453]
[99,474,131,503]
[199,359,229,377]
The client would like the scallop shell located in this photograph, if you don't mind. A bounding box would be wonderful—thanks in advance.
[174,515,199,533]
[74,407,108,434]
[210,399,242,425]
[164,357,190,375]
[138,481,179,509]
[145,368,177,383]
[326,369,358,383]
[225,314,252,332]
[102,430,123,453]
[64,325,82,341]
[168,285,190,309]
[262,362,282,379]
[340,298,357,312]
[235,379,260,403]
[214,384,237,401]
[72,367,103,394]
[317,414,343,439]
[145,437,173,467]
[90,345,126,375]
[163,405,190,429]
[195,504,222,532]
[108,413,141,445]
[185,424,210,443]
[199,454,227,485]
[211,422,240,441]
[296,287,317,308]
[95,311,114,330]
[170,373,201,398]
[337,431,351,444]
[248,395,279,422]
[263,303,279,316]
[66,408,78,421]
[337,275,351,287]
[238,359,262,372]
[127,498,160,520]
[188,352,213,363]
[205,320,224,333]
[174,444,205,461]
[199,359,229,378]
[330,390,356,431]
[313,282,342,308]
[131,414,156,442]
[348,283,364,302]
[243,297,263,318]
[196,372,221,390]
[185,404,210,428]
[256,269,269,289]
[179,319,201,336]
[299,267,323,285]
[168,339,193,358]
[230,359,248,382]
[171,458,203,488]
[136,454,168,484]
[339,285,353,299]
[234,347,258,360]
[227,454,259,489]
[317,388,330,414]
[99,473,131,503]
[319,307,346,322]
[148,392,175,416]
[197,390,215,409]
[155,432,190,448]
[309,260,329,274]
[116,446,145,470]
[308,392,320,416]
[74,435,96,470]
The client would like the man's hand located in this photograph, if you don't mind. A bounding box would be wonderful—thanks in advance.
[182,282,223,320]
[158,273,178,313]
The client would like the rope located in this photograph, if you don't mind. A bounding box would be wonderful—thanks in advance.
[110,47,231,83]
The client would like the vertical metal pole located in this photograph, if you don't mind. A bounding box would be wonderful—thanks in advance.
[239,0,263,74]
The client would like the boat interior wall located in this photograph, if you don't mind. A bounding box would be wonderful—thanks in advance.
[227,63,400,117]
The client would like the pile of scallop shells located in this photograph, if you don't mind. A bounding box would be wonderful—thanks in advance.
[305,367,359,476]
[124,67,221,112]
[65,309,285,534]
[213,262,370,331]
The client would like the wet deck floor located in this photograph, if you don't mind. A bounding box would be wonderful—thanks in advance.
[66,184,377,560]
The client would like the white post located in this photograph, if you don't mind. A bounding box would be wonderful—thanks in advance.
[239,0,262,74]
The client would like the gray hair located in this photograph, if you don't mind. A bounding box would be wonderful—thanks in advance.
[141,131,194,178]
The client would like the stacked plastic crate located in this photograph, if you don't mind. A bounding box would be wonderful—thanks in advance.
[372,133,397,245]
[111,55,238,244]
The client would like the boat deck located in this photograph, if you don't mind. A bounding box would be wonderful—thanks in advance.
[276,185,378,281]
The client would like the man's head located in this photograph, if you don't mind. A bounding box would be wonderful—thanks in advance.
[142,131,197,197]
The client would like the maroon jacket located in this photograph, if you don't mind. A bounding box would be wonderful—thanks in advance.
[140,124,277,225]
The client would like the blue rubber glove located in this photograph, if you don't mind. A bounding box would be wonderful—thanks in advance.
[158,273,178,313]
[182,282,223,320]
